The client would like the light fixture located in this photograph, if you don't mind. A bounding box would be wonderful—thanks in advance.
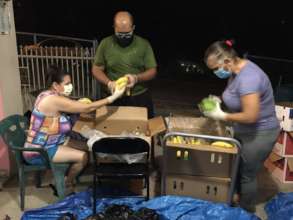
[0,0,11,35]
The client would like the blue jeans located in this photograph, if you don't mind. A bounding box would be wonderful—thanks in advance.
[235,127,280,212]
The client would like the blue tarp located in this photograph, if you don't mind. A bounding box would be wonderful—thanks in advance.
[21,189,259,220]
[265,192,293,220]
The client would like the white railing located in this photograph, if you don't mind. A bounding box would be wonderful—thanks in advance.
[18,46,97,98]
[17,32,99,112]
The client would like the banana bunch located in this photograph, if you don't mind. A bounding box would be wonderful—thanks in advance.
[78,97,92,104]
[170,136,184,144]
[211,141,234,148]
[170,136,204,145]
[115,76,128,90]
[191,139,202,145]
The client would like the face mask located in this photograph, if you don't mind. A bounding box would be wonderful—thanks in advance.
[115,31,134,48]
[62,83,73,96]
[214,67,232,79]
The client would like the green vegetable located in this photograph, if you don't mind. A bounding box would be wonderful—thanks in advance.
[198,97,217,112]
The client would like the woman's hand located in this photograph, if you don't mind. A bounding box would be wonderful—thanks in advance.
[203,101,227,120]
[107,86,126,103]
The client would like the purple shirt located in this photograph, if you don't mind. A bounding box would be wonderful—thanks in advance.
[222,60,279,132]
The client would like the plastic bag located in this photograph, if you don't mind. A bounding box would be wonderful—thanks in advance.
[22,189,260,220]
[265,192,293,220]
[97,152,147,164]
[82,127,149,164]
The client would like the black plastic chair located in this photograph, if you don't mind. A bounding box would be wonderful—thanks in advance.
[92,137,150,214]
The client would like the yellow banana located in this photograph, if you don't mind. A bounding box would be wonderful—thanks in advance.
[194,140,202,145]
[172,136,179,144]
[115,76,128,90]
[78,97,92,104]
[211,141,234,148]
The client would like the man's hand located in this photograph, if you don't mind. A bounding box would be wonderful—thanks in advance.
[107,81,116,94]
[125,74,138,88]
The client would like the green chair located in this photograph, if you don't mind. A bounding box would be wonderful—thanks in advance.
[0,114,70,210]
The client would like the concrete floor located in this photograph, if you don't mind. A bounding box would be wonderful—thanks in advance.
[1,143,293,220]
[1,77,293,219]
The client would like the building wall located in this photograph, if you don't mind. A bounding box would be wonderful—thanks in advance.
[0,1,22,179]
[0,1,23,117]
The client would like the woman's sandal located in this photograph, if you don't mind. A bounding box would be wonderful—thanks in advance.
[49,184,58,197]
[49,184,76,197]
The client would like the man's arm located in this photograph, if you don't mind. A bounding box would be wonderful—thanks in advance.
[126,67,157,88]
[127,41,157,86]
[138,40,157,82]
[92,65,110,86]
[92,38,112,86]
[136,67,157,82]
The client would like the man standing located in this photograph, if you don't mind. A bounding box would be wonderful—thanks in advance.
[92,11,157,118]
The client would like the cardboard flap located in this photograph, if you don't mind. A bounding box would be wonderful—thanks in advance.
[165,116,229,136]
[269,152,283,162]
[288,158,293,172]
[148,116,166,136]
[95,119,147,135]
[94,106,148,135]
[72,116,95,133]
[96,106,147,121]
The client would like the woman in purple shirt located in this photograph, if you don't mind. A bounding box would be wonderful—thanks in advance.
[203,40,280,212]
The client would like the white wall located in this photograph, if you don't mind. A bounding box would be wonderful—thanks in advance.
[0,1,23,117]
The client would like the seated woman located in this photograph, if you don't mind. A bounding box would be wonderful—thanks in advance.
[23,65,125,193]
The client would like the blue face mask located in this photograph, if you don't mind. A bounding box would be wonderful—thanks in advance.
[214,67,232,79]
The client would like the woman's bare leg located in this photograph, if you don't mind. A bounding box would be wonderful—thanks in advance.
[52,145,88,187]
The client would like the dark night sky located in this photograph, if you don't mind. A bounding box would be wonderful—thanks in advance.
[13,1,293,65]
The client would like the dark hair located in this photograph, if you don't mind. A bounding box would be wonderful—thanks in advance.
[204,40,238,64]
[46,65,69,88]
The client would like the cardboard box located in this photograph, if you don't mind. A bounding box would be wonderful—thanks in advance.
[165,146,234,178]
[264,152,293,183]
[166,174,230,203]
[165,116,230,136]
[73,106,166,138]
[273,131,293,157]
[275,103,293,131]
[163,116,237,178]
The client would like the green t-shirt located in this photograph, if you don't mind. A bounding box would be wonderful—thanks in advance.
[94,35,157,96]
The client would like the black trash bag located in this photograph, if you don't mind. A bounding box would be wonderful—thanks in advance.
[84,213,106,220]
[85,205,159,220]
[103,204,134,219]
[57,212,77,220]
[133,208,159,220]
[68,129,88,142]
[66,113,88,142]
